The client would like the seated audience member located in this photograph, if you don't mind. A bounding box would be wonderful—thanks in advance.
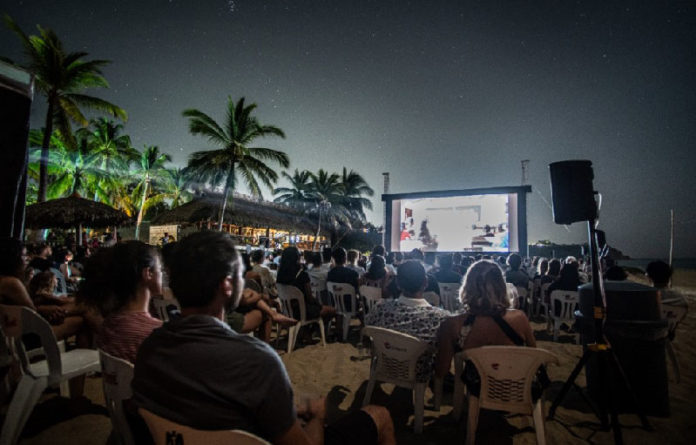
[250,249,277,297]
[504,253,530,288]
[385,252,397,275]
[327,247,360,293]
[78,241,163,363]
[307,251,328,283]
[646,260,688,337]
[365,260,450,382]
[547,261,580,294]
[534,258,549,281]
[360,255,394,298]
[435,260,536,380]
[277,247,336,322]
[604,265,628,281]
[28,242,54,271]
[132,231,395,445]
[541,259,561,285]
[433,253,463,284]
[346,249,364,275]
[407,248,440,295]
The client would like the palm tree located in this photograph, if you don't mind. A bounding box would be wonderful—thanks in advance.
[160,168,194,208]
[183,97,289,230]
[273,169,312,209]
[307,169,351,250]
[132,146,172,240]
[339,167,374,222]
[4,15,127,202]
[28,129,100,199]
[87,118,137,201]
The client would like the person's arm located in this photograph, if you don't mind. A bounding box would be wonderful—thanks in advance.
[0,277,36,309]
[434,316,460,378]
[240,288,263,306]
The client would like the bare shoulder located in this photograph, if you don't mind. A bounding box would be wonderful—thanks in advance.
[0,276,31,304]
[504,309,531,325]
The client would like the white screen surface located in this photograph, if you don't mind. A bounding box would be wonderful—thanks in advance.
[392,194,514,252]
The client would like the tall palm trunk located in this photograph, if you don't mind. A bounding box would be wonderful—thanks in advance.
[38,95,56,203]
[312,207,323,251]
[218,168,235,231]
[94,158,107,201]
[134,174,149,240]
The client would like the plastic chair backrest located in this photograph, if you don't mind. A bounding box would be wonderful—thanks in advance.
[151,297,175,322]
[662,304,687,334]
[0,305,62,384]
[464,346,559,414]
[540,283,551,301]
[362,326,429,388]
[139,408,270,445]
[327,282,358,315]
[276,283,307,322]
[99,349,135,445]
[309,276,327,302]
[438,283,460,312]
[359,285,382,313]
[549,290,579,321]
[422,291,440,307]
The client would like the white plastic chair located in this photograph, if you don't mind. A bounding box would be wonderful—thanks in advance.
[327,281,360,342]
[422,291,440,308]
[309,276,327,305]
[463,346,559,445]
[359,285,382,313]
[538,283,552,323]
[99,350,135,445]
[362,326,429,433]
[0,304,100,445]
[515,285,531,314]
[139,408,270,445]
[662,302,688,383]
[548,290,580,343]
[276,284,326,353]
[438,283,460,312]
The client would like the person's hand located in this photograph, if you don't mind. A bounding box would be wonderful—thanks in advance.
[38,305,67,324]
[296,396,326,424]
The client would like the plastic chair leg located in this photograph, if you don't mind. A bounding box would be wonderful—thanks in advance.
[287,326,298,354]
[532,400,546,445]
[452,357,465,420]
[362,376,377,407]
[553,320,559,342]
[465,394,480,445]
[0,375,48,445]
[318,320,326,347]
[413,383,425,434]
[342,317,350,342]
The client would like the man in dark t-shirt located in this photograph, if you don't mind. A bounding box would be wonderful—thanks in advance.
[132,231,395,445]
[327,247,360,293]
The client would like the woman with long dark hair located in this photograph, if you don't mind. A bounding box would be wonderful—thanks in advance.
[360,255,394,298]
[276,246,335,320]
[78,241,163,363]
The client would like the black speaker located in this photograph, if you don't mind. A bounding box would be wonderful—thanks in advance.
[0,63,33,238]
[549,160,597,224]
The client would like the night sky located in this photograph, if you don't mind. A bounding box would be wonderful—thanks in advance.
[1,1,694,258]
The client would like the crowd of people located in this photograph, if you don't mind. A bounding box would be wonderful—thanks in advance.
[0,233,687,444]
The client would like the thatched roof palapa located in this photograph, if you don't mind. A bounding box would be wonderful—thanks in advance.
[25,195,131,229]
[150,193,323,234]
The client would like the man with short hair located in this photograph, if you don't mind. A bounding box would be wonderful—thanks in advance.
[505,253,530,288]
[365,260,450,382]
[433,254,463,284]
[327,248,359,293]
[346,249,364,275]
[132,231,395,445]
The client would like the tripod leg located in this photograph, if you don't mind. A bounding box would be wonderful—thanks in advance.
[601,350,623,444]
[608,347,652,431]
[548,349,591,420]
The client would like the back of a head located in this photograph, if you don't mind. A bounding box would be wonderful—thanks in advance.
[646,260,671,286]
[29,271,55,297]
[367,255,386,279]
[506,253,522,271]
[371,244,386,257]
[452,252,463,265]
[396,260,426,296]
[538,258,549,275]
[424,251,436,266]
[250,249,265,265]
[462,260,508,315]
[347,249,359,264]
[559,261,579,283]
[548,259,561,276]
[168,231,240,309]
[277,246,301,282]
[79,241,159,316]
[605,265,627,281]
[310,251,322,267]
[409,248,424,262]
[332,247,347,265]
[0,237,24,278]
[438,253,453,270]
[322,247,332,263]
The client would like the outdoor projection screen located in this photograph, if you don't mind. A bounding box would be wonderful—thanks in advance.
[383,186,532,254]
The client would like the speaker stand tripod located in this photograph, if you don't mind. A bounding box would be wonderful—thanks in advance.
[546,220,652,445]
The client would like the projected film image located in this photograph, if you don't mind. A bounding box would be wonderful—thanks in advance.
[397,194,510,252]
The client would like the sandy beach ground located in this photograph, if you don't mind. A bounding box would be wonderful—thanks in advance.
[11,269,696,444]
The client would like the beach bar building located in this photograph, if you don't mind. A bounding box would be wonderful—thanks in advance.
[148,192,326,249]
